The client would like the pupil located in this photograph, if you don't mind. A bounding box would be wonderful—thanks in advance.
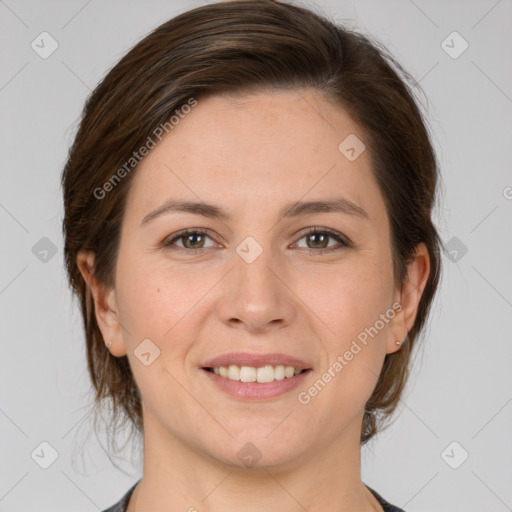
[309,233,327,248]
[185,234,203,248]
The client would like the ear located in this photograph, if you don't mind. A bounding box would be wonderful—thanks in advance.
[387,243,431,354]
[76,250,127,357]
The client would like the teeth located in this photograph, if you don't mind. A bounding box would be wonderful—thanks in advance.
[240,366,256,382]
[257,365,274,383]
[227,365,240,381]
[274,365,285,380]
[210,364,305,383]
[285,366,295,378]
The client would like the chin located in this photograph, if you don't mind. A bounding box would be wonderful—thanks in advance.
[205,433,306,472]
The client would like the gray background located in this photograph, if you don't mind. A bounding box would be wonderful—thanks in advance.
[1,0,511,510]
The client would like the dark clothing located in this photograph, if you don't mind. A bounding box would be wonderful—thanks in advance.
[101,479,406,512]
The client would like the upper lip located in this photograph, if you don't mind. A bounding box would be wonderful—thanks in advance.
[202,352,312,370]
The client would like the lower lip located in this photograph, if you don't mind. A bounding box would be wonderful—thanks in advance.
[200,368,312,400]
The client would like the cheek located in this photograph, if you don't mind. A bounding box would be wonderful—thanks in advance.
[114,260,198,398]
[298,255,393,413]
[302,258,393,343]
[115,248,203,332]
[298,267,391,426]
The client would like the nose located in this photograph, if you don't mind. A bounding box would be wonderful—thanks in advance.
[215,244,297,334]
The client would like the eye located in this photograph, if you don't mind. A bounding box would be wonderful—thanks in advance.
[162,227,352,255]
[293,228,351,254]
[163,229,218,252]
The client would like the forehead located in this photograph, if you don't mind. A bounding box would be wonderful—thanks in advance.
[125,89,384,223]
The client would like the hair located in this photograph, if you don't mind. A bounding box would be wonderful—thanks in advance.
[61,0,442,457]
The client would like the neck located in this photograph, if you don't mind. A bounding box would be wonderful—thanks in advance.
[127,410,383,512]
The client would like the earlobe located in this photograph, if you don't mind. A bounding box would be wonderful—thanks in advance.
[76,250,127,356]
[387,243,431,353]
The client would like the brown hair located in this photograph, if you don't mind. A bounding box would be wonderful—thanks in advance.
[61,0,442,454]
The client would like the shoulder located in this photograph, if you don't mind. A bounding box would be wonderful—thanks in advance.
[366,485,407,512]
[100,480,140,512]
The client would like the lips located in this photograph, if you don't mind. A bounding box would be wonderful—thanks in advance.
[201,352,312,371]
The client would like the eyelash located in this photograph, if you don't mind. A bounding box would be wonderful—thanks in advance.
[162,227,352,255]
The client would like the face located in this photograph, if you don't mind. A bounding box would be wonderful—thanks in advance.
[80,89,427,470]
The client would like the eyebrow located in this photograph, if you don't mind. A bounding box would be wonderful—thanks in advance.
[140,197,369,226]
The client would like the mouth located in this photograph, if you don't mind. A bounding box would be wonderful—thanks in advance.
[199,352,313,399]
[201,351,312,381]
[202,364,311,383]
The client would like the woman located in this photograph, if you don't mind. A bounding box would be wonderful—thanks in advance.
[61,1,441,510]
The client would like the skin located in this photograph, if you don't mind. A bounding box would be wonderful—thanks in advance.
[78,88,430,512]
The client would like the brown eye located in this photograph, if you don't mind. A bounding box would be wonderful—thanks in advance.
[181,233,206,249]
[294,228,351,253]
[305,232,330,249]
[163,229,216,252]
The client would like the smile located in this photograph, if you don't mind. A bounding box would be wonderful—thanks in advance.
[200,352,313,400]
[204,364,307,383]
